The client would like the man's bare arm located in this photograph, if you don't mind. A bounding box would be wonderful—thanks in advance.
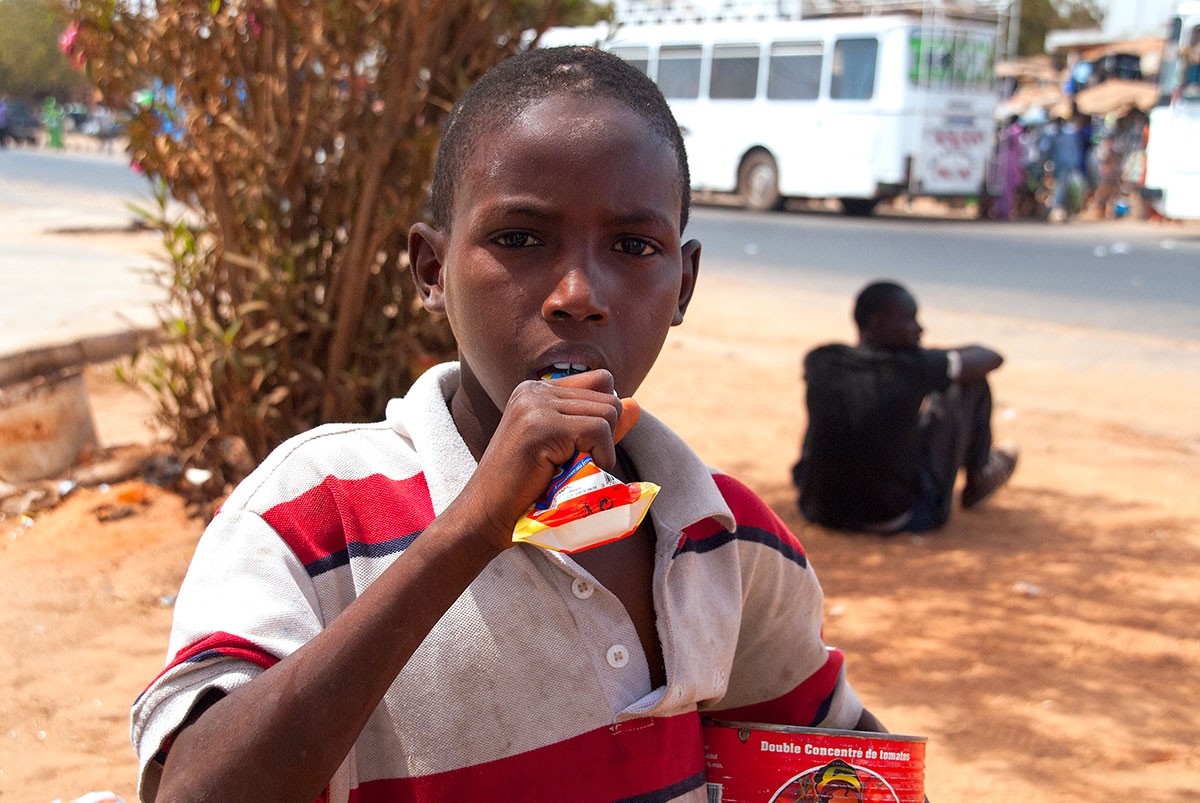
[952,345,1003,383]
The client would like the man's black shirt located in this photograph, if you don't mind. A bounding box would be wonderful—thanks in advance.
[796,344,951,530]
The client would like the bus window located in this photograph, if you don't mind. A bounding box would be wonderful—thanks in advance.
[710,44,761,99]
[943,32,993,91]
[612,46,651,78]
[767,41,822,100]
[911,31,953,88]
[966,35,995,91]
[1157,16,1183,104]
[831,37,877,100]
[658,45,702,99]
[952,31,972,87]
[1185,25,1200,99]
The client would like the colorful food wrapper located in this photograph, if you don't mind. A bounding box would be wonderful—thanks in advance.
[512,373,658,553]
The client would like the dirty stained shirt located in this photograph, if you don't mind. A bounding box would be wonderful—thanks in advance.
[131,362,862,803]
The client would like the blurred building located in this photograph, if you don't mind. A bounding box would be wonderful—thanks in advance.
[1098,0,1177,39]
[1045,0,1173,74]
[994,0,1172,120]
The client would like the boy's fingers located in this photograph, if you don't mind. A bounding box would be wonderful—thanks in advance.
[544,376,638,444]
[613,398,640,444]
[542,368,615,396]
[539,370,639,443]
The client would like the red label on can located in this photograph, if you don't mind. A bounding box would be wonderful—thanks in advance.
[703,720,926,803]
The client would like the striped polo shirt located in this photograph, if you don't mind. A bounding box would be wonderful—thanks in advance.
[131,362,863,802]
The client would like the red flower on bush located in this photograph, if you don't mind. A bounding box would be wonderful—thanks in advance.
[59,20,86,69]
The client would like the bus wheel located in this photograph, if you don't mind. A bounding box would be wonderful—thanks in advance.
[840,198,878,216]
[739,152,783,211]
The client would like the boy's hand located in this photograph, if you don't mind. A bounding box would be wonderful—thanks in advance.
[455,370,634,552]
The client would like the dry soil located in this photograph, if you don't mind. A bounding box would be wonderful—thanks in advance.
[1,230,1197,802]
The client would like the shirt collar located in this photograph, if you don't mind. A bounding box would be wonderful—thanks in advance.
[387,362,734,537]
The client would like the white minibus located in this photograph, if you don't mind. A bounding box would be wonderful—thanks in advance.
[541,12,1001,214]
[1143,1,1200,219]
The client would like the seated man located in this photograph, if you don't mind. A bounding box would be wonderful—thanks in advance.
[792,280,1017,534]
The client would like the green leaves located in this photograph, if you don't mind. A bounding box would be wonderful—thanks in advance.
[1017,0,1105,56]
[74,0,597,496]
[0,0,88,98]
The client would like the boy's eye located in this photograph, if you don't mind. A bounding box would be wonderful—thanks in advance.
[492,231,543,248]
[613,237,661,257]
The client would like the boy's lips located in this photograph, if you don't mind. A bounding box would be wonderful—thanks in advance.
[533,346,608,381]
[542,362,592,379]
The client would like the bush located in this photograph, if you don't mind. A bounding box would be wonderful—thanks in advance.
[68,0,599,494]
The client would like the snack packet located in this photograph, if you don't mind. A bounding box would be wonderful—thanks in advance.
[512,372,659,553]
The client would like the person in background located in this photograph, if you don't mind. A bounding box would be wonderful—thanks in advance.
[1042,109,1086,222]
[0,96,10,148]
[42,97,65,150]
[87,104,118,153]
[793,280,1017,534]
[1088,105,1145,218]
[988,115,1026,220]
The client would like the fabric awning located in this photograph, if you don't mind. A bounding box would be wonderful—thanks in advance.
[1072,79,1159,115]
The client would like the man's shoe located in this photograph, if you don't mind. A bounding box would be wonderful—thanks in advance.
[962,446,1019,509]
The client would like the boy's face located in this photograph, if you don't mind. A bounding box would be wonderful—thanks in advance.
[412,94,699,423]
[865,290,922,350]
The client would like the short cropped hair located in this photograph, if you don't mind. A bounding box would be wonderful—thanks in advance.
[430,45,691,232]
[853,280,909,330]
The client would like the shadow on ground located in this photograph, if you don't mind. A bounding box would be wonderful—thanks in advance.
[756,480,1199,800]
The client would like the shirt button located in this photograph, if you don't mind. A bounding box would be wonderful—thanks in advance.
[607,644,630,668]
[571,579,594,599]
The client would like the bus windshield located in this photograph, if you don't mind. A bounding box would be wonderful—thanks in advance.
[1184,23,1200,99]
[1159,16,1200,103]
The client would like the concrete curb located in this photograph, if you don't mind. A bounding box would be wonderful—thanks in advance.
[0,328,163,388]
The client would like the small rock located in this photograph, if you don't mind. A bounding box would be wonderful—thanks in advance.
[70,793,125,803]
[141,454,184,487]
[184,467,213,486]
[93,503,135,523]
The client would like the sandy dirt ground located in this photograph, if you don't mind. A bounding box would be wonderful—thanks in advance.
[1,226,1197,802]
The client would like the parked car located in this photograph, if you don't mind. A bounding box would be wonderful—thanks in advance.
[2,101,41,146]
[81,105,123,140]
[64,102,91,131]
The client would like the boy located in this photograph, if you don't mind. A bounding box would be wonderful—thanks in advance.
[794,280,1017,534]
[132,47,893,802]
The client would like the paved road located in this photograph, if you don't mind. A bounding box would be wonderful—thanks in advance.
[4,147,1199,361]
[0,148,161,359]
[688,205,1200,342]
[0,146,154,225]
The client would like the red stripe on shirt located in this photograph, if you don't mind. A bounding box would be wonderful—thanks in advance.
[711,472,807,558]
[679,513,727,545]
[708,648,845,727]
[262,472,436,566]
[141,631,280,697]
[345,712,705,803]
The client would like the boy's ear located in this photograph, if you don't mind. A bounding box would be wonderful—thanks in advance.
[673,238,701,326]
[408,222,449,314]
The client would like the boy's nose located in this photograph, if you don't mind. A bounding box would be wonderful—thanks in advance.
[542,262,610,323]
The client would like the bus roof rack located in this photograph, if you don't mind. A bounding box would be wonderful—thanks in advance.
[610,0,1014,26]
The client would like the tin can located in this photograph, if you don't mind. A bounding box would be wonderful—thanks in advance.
[0,368,99,483]
[703,720,926,803]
